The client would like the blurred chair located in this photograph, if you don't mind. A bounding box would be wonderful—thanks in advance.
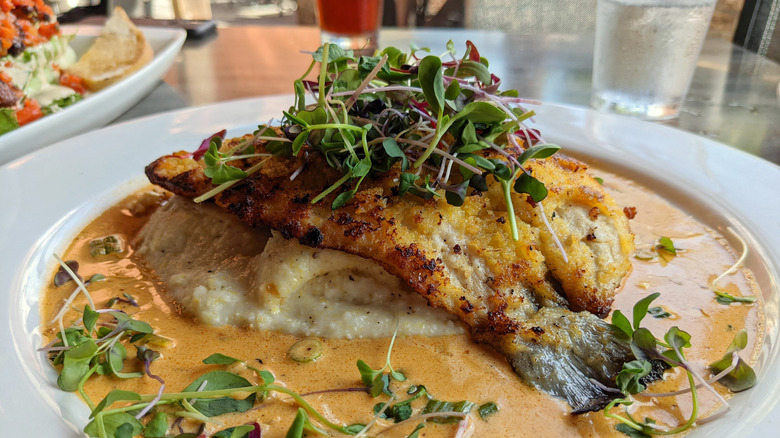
[734,0,780,61]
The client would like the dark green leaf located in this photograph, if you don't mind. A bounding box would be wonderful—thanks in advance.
[142,412,168,438]
[461,121,478,145]
[469,173,489,192]
[332,190,356,209]
[382,138,409,171]
[392,403,413,422]
[445,180,469,207]
[450,60,491,84]
[259,369,275,385]
[85,413,143,438]
[379,46,406,68]
[611,310,633,338]
[283,111,309,128]
[407,423,425,438]
[107,342,141,379]
[203,353,242,365]
[455,101,507,124]
[285,408,306,438]
[516,144,560,165]
[213,424,256,438]
[445,80,461,100]
[664,326,691,352]
[513,173,548,202]
[92,389,143,417]
[418,56,445,114]
[83,305,99,334]
[203,142,248,185]
[357,359,379,386]
[291,131,309,156]
[709,330,756,392]
[616,360,652,395]
[371,373,391,397]
[492,162,512,181]
[647,306,671,319]
[112,312,153,334]
[351,156,372,178]
[632,292,661,330]
[182,371,256,416]
[312,44,353,63]
[615,423,651,438]
[58,339,98,392]
[630,328,658,362]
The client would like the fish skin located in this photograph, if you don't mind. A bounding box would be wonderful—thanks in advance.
[145,136,635,412]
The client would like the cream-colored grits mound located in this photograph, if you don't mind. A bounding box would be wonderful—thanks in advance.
[135,196,464,338]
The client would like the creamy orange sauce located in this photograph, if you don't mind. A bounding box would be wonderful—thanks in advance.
[40,172,764,437]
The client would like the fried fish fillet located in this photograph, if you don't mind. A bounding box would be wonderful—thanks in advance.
[146,136,636,412]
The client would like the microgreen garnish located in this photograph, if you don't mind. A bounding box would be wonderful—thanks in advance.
[606,293,757,435]
[647,306,671,319]
[192,41,561,241]
[710,227,755,305]
[54,259,82,286]
[357,319,406,397]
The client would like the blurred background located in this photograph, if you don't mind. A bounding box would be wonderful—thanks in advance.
[45,0,778,62]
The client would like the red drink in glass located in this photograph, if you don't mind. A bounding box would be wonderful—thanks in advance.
[317,0,383,53]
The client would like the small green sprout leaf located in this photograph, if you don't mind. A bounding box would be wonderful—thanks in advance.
[182,371,256,416]
[58,339,98,392]
[611,309,633,338]
[418,56,445,114]
[513,173,548,202]
[84,413,143,438]
[142,412,168,438]
[657,237,677,255]
[516,144,560,165]
[632,292,660,330]
[203,353,243,365]
[83,305,98,334]
[616,360,652,395]
[709,329,756,392]
[714,290,756,305]
[91,389,143,418]
[647,306,671,318]
[203,141,249,185]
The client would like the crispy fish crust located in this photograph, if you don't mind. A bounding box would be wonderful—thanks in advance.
[146,136,636,412]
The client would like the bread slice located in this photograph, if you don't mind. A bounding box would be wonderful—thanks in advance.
[66,7,153,91]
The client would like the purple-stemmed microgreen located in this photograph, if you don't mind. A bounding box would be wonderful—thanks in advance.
[607,293,756,436]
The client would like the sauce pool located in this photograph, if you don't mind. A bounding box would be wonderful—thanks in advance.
[39,169,765,437]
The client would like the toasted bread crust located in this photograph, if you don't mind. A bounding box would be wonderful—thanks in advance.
[66,7,153,91]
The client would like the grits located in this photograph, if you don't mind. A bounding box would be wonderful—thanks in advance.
[135,196,463,338]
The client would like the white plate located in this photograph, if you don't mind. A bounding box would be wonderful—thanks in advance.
[0,24,186,165]
[1,96,779,436]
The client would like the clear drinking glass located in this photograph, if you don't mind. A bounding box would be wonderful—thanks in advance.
[316,0,384,54]
[591,0,717,120]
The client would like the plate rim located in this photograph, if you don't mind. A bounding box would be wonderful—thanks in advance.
[1,95,779,436]
[0,23,186,165]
